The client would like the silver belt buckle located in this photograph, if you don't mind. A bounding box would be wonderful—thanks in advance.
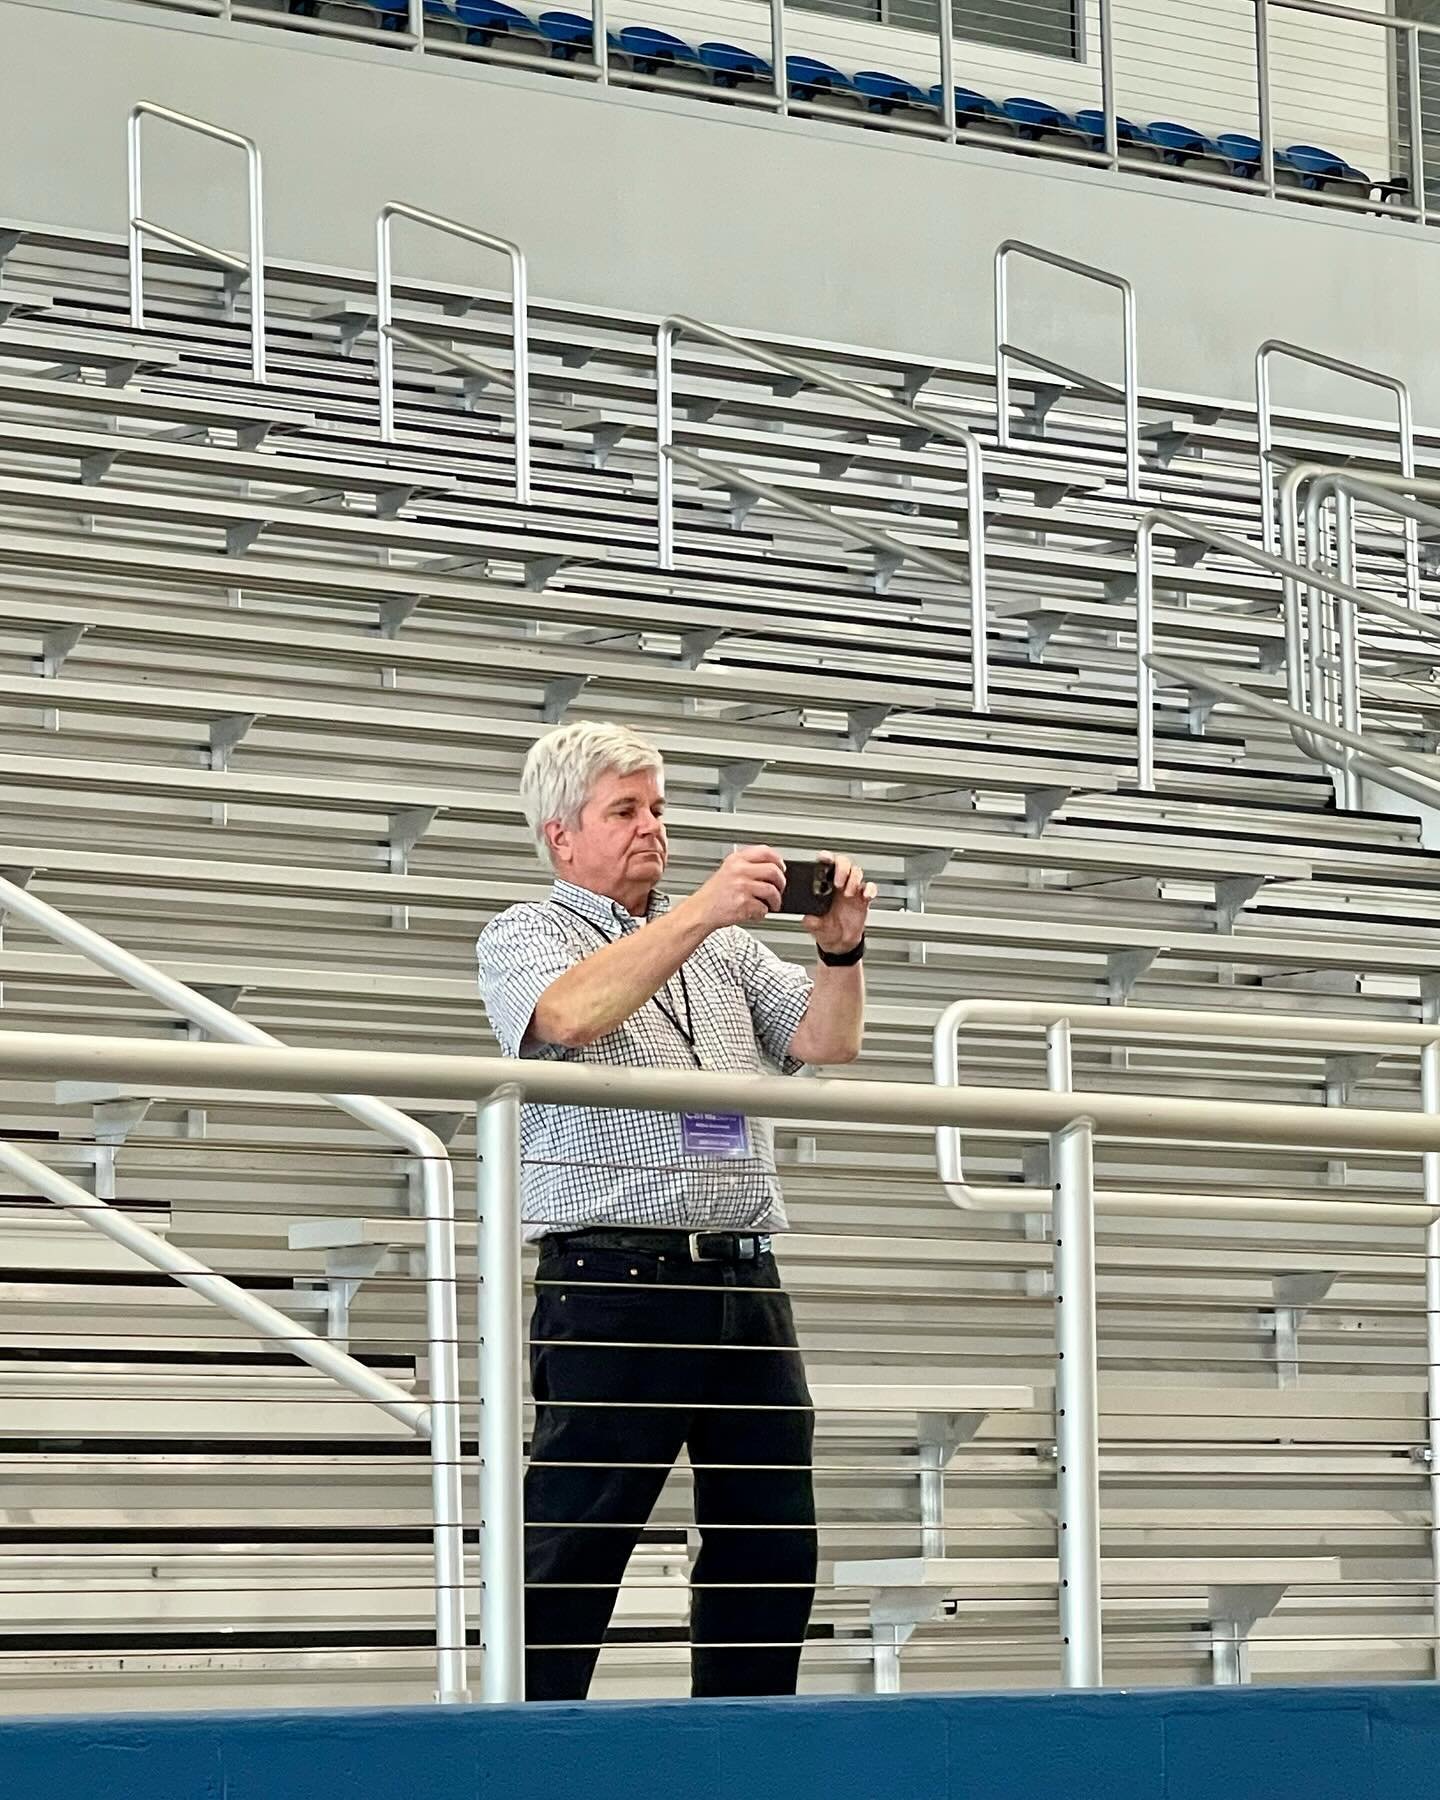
[688,1232,717,1263]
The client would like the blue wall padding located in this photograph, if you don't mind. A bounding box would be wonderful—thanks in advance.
[0,1683,1435,1800]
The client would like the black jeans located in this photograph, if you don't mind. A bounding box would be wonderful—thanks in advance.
[523,1241,817,1701]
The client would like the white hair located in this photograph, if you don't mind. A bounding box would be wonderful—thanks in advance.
[520,721,664,864]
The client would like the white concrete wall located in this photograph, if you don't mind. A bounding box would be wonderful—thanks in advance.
[0,0,1433,417]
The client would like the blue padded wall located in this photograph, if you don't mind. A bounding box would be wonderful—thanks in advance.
[1,1685,1437,1800]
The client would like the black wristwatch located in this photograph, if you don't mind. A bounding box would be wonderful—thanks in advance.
[818,936,865,967]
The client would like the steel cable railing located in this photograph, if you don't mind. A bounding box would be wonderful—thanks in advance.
[106,0,1432,224]
[0,1026,1438,1691]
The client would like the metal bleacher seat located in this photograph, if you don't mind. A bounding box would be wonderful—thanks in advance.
[0,217,1436,1707]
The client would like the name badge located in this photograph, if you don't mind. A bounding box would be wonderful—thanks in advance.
[680,1112,752,1159]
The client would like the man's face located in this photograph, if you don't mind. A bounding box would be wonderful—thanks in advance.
[546,765,669,899]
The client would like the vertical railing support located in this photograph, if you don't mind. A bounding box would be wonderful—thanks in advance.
[1407,25,1428,224]
[1256,0,1276,198]
[477,1084,526,1704]
[1099,0,1118,169]
[1047,1020,1102,1688]
[938,0,956,143]
[1422,1007,1440,1678]
[771,0,789,116]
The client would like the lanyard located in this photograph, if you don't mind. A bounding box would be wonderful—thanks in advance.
[550,900,700,1065]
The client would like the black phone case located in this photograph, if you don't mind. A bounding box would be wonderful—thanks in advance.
[779,861,836,916]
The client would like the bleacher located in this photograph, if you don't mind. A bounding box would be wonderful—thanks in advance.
[0,205,1436,1714]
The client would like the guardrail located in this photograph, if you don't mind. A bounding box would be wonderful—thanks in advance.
[656,313,991,710]
[127,102,267,384]
[4,1022,1440,1694]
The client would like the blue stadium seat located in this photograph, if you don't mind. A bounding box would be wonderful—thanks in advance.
[1002,96,1075,140]
[698,41,772,87]
[1284,143,1369,193]
[453,0,535,43]
[1214,131,1262,176]
[614,25,700,72]
[928,85,1010,129]
[1072,108,1151,149]
[787,56,854,102]
[1147,119,1223,166]
[853,70,928,114]
[536,9,592,56]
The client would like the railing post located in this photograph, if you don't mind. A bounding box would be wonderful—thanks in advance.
[657,319,678,569]
[477,1084,526,1704]
[378,210,398,444]
[938,0,956,144]
[1099,0,1118,170]
[1334,490,1361,811]
[127,110,145,334]
[771,0,788,116]
[1136,516,1155,791]
[594,0,608,81]
[1422,1012,1440,1679]
[1407,25,1428,224]
[1047,1020,1102,1689]
[1256,0,1276,198]
[993,251,1013,453]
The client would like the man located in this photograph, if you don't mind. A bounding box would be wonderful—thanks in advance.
[477,720,874,1702]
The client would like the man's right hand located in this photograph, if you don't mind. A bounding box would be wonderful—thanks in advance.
[689,846,787,930]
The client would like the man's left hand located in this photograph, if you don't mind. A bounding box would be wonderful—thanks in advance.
[806,852,876,955]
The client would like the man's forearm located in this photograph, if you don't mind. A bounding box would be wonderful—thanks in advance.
[790,960,866,1065]
[530,897,712,1048]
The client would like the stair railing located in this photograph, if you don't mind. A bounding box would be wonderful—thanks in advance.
[0,869,469,1702]
[128,103,267,383]
[656,312,991,710]
[376,201,531,503]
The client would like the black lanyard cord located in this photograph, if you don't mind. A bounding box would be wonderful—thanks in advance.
[549,900,699,1062]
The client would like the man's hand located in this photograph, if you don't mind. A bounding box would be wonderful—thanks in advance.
[689,845,787,931]
[807,852,876,954]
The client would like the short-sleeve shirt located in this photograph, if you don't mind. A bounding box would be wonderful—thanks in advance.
[476,879,814,1237]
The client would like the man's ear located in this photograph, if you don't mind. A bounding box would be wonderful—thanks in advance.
[543,818,569,865]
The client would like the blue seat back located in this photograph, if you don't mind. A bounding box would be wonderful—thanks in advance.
[699,41,771,78]
[537,9,591,43]
[617,24,698,62]
[853,70,925,107]
[1003,95,1070,134]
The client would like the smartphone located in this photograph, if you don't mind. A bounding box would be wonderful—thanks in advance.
[777,858,836,917]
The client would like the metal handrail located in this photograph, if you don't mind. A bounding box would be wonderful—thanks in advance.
[1,1026,1439,1693]
[656,313,991,710]
[1149,649,1440,815]
[1256,340,1419,610]
[1131,503,1429,795]
[377,202,531,505]
[1276,465,1440,798]
[933,993,1440,1685]
[0,872,469,1704]
[933,995,1440,1228]
[994,241,1140,502]
[662,446,984,680]
[128,103,266,385]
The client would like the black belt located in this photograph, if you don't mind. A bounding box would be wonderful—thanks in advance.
[545,1228,772,1264]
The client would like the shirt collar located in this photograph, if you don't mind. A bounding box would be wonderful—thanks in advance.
[550,879,670,931]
